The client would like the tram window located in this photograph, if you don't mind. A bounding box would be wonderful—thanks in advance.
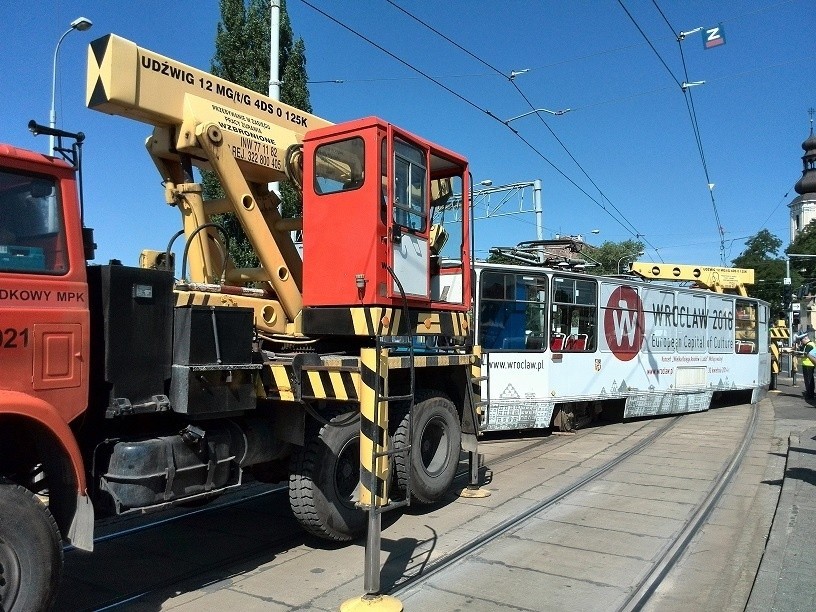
[551,276,597,352]
[734,300,758,354]
[478,271,547,350]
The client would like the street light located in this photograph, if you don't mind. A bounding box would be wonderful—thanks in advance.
[618,251,644,274]
[50,16,93,155]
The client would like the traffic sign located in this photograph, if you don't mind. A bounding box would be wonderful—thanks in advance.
[703,25,726,49]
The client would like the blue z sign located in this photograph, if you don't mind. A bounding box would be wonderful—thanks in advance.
[703,25,726,49]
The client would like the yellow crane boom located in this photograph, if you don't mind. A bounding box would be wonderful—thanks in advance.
[630,262,754,296]
[86,34,333,333]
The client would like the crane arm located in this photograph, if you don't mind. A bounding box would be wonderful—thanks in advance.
[86,34,330,184]
[86,34,334,332]
[630,262,754,296]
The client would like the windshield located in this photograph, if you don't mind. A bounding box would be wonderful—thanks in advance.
[0,169,68,274]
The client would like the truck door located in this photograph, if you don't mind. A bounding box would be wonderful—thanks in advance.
[388,138,430,300]
[0,165,89,423]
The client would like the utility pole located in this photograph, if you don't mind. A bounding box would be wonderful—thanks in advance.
[269,1,281,207]
[533,179,543,242]
[269,1,280,101]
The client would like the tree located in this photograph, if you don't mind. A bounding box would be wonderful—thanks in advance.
[732,229,787,316]
[279,37,312,219]
[585,239,646,275]
[203,0,312,268]
[787,220,816,282]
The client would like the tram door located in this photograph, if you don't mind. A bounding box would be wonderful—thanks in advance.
[476,268,552,430]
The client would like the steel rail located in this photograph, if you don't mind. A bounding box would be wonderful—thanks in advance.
[391,416,683,597]
[77,427,567,609]
[618,403,760,611]
[68,428,567,553]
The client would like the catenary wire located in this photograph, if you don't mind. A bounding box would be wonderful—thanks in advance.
[617,0,728,264]
[380,0,661,257]
[650,0,727,263]
[297,0,656,248]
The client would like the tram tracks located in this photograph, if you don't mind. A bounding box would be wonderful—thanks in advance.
[620,404,759,611]
[390,416,683,597]
[69,432,559,553]
[393,405,760,611]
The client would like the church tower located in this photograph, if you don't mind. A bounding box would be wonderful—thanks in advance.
[789,110,816,242]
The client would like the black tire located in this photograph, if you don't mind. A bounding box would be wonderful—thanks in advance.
[288,412,365,542]
[394,390,462,504]
[0,479,63,612]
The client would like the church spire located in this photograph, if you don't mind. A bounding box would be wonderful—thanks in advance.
[795,108,816,196]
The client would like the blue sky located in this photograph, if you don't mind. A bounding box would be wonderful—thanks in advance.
[1,1,813,267]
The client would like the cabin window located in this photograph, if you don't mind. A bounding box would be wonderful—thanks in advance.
[0,170,67,274]
[392,139,426,231]
[313,137,365,195]
[429,175,463,262]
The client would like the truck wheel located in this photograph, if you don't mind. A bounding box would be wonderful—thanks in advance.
[289,412,365,542]
[394,391,461,504]
[0,479,63,612]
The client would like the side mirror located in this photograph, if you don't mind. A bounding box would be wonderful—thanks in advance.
[82,227,96,260]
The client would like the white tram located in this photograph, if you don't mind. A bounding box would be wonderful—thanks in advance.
[473,262,771,431]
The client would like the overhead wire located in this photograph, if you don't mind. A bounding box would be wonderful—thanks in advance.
[649,0,727,264]
[381,0,661,257]
[616,0,728,264]
[301,0,798,265]
[756,181,800,235]
[298,0,655,248]
[310,0,801,86]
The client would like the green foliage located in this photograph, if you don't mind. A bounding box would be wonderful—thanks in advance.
[733,229,782,264]
[732,229,787,317]
[203,0,312,268]
[584,239,645,275]
[279,37,312,218]
[212,0,272,94]
[787,220,816,283]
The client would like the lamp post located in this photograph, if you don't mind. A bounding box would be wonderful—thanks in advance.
[618,251,644,274]
[50,17,93,155]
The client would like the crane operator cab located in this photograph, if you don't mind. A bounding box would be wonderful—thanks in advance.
[301,117,471,315]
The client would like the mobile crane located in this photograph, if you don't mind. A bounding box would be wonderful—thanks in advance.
[0,34,480,609]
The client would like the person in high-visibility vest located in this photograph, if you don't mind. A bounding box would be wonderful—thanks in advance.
[795,332,816,400]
